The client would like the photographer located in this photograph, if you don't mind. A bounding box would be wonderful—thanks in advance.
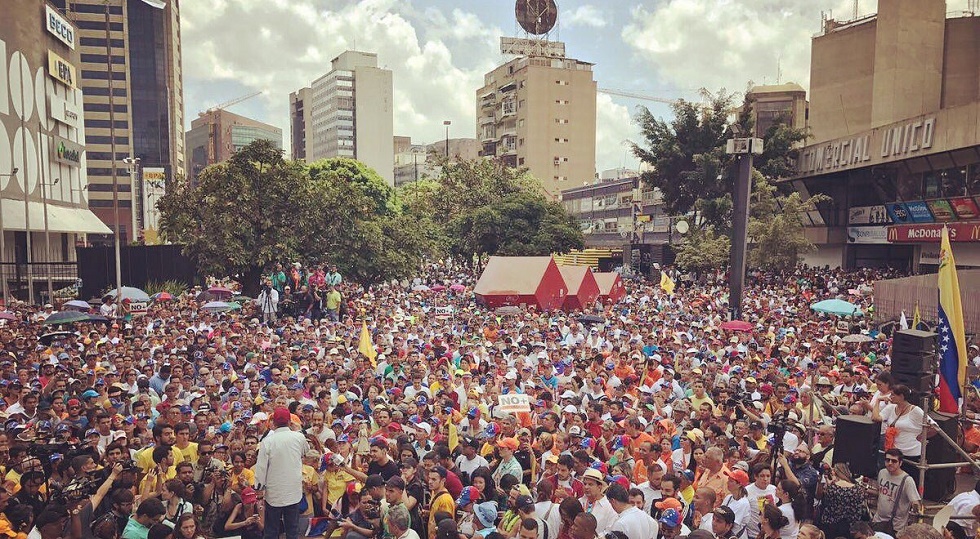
[68,462,125,539]
[340,475,385,539]
[256,280,279,325]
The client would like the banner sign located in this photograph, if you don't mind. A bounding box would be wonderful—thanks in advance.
[887,223,980,243]
[950,197,980,220]
[926,199,956,222]
[886,203,913,224]
[848,205,890,225]
[49,94,80,127]
[47,50,76,88]
[847,226,889,244]
[497,393,531,413]
[45,4,76,50]
[51,136,83,167]
[904,201,934,223]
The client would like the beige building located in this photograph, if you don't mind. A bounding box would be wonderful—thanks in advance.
[743,83,808,137]
[65,0,185,243]
[291,51,394,184]
[392,137,480,188]
[186,109,282,181]
[0,0,113,302]
[476,55,597,198]
[786,0,980,271]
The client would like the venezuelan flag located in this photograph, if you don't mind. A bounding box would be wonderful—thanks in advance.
[937,226,968,413]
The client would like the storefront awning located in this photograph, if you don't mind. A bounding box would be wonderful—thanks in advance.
[0,199,112,234]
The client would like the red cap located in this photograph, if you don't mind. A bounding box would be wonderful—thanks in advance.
[272,406,291,427]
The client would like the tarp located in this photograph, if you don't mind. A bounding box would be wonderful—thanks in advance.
[475,256,567,310]
[874,269,980,335]
[593,272,625,303]
[559,265,600,311]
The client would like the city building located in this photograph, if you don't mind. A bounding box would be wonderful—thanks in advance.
[560,170,667,248]
[392,136,480,188]
[63,0,185,243]
[289,87,311,161]
[785,0,980,271]
[0,0,112,302]
[290,51,394,184]
[185,109,283,181]
[476,54,597,198]
[743,83,808,137]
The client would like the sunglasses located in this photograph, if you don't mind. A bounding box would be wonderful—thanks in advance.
[885,458,900,463]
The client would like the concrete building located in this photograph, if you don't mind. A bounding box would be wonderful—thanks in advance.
[785,0,980,271]
[392,137,480,188]
[560,171,667,248]
[743,83,808,137]
[65,0,185,243]
[289,87,311,161]
[0,0,113,302]
[185,109,282,181]
[291,51,394,184]
[476,55,597,198]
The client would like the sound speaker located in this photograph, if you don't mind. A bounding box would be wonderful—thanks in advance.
[893,330,937,354]
[891,351,936,375]
[890,371,935,393]
[834,415,880,478]
[923,411,958,502]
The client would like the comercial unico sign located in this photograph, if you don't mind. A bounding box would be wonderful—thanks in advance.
[797,116,938,176]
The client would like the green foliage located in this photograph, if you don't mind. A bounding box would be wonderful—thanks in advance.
[674,226,732,273]
[747,174,830,270]
[143,280,187,297]
[426,159,539,224]
[307,158,399,216]
[448,191,583,257]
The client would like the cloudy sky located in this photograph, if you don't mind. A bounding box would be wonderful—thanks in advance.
[180,0,975,173]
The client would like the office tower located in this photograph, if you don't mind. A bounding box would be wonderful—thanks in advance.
[185,109,283,181]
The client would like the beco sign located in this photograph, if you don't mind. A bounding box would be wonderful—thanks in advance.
[45,5,76,50]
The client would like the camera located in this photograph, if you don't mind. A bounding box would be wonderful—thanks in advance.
[360,499,381,520]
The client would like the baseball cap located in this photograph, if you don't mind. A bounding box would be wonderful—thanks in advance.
[655,497,683,511]
[272,407,291,426]
[713,505,736,524]
[498,437,519,451]
[659,508,681,528]
[515,495,535,510]
[724,468,750,487]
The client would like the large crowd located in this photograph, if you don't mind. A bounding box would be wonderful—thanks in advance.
[0,261,979,539]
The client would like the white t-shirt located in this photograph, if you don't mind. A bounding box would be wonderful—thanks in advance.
[535,500,561,539]
[744,483,777,538]
[455,454,489,479]
[580,496,618,535]
[947,489,980,535]
[880,404,927,456]
[722,494,752,538]
[607,506,659,539]
[778,502,799,539]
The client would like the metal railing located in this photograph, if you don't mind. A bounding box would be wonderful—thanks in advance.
[0,262,79,303]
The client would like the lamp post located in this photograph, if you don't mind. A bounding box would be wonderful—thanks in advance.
[120,157,140,299]
[0,168,18,305]
[725,136,763,321]
[105,0,123,303]
[443,120,451,158]
[40,177,60,303]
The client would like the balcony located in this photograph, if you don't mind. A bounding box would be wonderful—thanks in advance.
[500,99,516,118]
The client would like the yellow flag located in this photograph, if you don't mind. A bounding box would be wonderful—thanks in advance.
[660,272,676,295]
[448,422,459,452]
[912,301,921,329]
[358,320,377,367]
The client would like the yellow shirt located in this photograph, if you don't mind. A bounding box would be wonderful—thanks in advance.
[135,446,183,479]
[230,468,255,490]
[323,469,355,506]
[428,490,455,539]
[301,464,317,516]
[175,442,199,465]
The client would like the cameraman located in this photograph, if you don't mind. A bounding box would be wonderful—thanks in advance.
[12,470,47,516]
[256,279,279,325]
[340,474,385,539]
[67,462,125,539]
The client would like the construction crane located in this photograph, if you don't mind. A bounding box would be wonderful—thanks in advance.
[199,90,265,162]
[597,87,680,106]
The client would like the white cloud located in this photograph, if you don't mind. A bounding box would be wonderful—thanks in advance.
[595,94,640,175]
[562,5,609,28]
[179,0,502,153]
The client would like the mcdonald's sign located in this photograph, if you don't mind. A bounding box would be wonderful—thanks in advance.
[887,223,980,243]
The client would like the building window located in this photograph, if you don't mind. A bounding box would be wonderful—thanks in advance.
[554,138,568,143]
[555,118,569,124]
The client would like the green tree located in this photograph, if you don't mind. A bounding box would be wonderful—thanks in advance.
[307,158,399,216]
[747,173,829,270]
[674,226,731,274]
[448,191,583,257]
[426,158,539,224]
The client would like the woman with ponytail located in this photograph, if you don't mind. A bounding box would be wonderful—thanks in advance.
[775,480,805,539]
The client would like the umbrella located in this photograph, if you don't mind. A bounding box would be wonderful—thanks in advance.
[431,284,446,292]
[450,284,466,292]
[811,299,864,317]
[196,291,215,302]
[41,311,89,326]
[202,301,232,313]
[412,285,430,292]
[83,315,110,324]
[721,320,754,332]
[152,292,173,301]
[577,314,605,326]
[63,300,92,311]
[841,333,872,343]
[226,301,242,311]
[208,286,234,298]
[0,312,16,321]
[39,331,73,345]
[232,294,252,302]
[104,286,150,302]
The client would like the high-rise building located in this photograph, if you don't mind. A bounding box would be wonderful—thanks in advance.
[185,109,283,181]
[289,87,311,161]
[0,0,113,301]
[290,51,394,184]
[476,55,597,198]
[65,0,184,243]
[743,83,808,137]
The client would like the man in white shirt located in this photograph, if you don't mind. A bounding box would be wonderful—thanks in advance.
[947,481,980,536]
[255,407,310,539]
[578,468,617,534]
[604,482,658,538]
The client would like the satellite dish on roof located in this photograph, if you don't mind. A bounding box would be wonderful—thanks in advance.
[515,0,559,35]
[675,220,690,234]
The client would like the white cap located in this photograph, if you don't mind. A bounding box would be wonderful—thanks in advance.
[562,405,577,414]
[560,390,578,399]
[504,371,517,380]
[250,412,269,424]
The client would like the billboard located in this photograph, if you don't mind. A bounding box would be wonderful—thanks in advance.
[848,205,890,225]
[847,226,888,244]
[904,201,934,223]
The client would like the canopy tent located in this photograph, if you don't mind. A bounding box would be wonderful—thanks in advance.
[558,265,600,311]
[593,272,625,303]
[474,256,568,311]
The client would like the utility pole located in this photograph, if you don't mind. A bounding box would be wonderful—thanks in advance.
[726,136,763,321]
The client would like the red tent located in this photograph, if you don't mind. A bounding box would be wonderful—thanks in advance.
[558,266,600,311]
[594,272,625,303]
[475,256,568,310]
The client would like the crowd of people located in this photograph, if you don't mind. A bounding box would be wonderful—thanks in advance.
[0,261,978,539]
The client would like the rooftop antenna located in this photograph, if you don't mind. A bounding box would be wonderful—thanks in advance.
[853,0,859,19]
[776,57,782,84]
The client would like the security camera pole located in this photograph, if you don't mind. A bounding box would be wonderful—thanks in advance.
[726,136,763,321]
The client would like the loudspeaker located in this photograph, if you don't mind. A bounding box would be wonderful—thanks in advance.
[890,371,935,393]
[834,414,880,478]
[891,351,936,375]
[893,330,937,353]
[923,411,958,502]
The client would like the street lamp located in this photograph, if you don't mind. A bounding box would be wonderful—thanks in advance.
[119,157,140,301]
[0,168,18,304]
[40,177,60,303]
[443,120,451,158]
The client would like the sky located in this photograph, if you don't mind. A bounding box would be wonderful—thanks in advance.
[179,0,976,174]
